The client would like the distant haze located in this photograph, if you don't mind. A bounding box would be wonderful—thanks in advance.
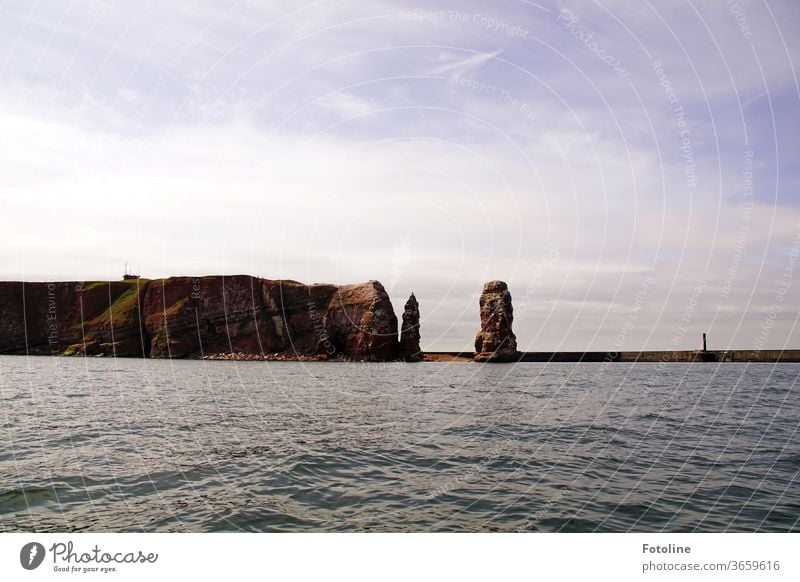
[1,0,799,351]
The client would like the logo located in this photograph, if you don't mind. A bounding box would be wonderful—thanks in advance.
[20,542,46,570]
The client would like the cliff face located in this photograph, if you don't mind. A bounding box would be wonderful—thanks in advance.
[0,280,147,357]
[0,277,401,361]
[474,280,518,362]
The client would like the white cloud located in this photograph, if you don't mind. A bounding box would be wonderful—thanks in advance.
[430,49,504,75]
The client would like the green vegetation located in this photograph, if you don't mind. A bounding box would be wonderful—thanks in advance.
[89,286,142,328]
[162,297,189,317]
[82,278,150,291]
[62,345,82,357]
[82,281,107,291]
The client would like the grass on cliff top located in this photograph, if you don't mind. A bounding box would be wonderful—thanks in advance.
[82,279,150,291]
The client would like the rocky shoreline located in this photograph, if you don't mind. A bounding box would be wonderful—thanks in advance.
[201,352,329,362]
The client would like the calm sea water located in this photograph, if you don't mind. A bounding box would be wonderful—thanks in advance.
[1,356,797,532]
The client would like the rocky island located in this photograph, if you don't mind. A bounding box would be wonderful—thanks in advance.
[0,277,411,362]
[3,276,797,364]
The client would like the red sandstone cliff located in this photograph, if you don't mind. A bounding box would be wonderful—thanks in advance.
[0,277,401,361]
[0,280,147,357]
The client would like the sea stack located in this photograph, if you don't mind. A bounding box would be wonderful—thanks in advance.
[474,281,518,362]
[399,292,423,362]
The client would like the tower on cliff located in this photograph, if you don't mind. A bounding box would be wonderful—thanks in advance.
[122,262,140,280]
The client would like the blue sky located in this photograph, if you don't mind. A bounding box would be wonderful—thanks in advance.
[1,0,799,351]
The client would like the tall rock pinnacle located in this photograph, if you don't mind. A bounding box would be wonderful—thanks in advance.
[474,281,518,362]
[399,292,423,362]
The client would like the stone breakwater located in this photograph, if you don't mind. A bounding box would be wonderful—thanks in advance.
[0,277,411,362]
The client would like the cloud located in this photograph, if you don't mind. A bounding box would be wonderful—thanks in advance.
[430,49,504,75]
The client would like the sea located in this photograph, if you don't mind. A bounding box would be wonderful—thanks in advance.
[1,356,797,532]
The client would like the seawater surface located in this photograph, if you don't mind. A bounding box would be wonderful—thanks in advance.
[1,356,798,532]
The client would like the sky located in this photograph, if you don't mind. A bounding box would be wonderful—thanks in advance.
[1,0,799,352]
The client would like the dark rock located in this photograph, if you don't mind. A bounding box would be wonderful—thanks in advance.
[399,292,422,362]
[474,280,518,362]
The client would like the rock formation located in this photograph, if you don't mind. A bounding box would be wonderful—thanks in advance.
[0,277,402,361]
[398,292,422,362]
[474,280,518,362]
[320,280,398,361]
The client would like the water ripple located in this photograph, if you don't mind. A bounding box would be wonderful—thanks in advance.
[0,357,798,532]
